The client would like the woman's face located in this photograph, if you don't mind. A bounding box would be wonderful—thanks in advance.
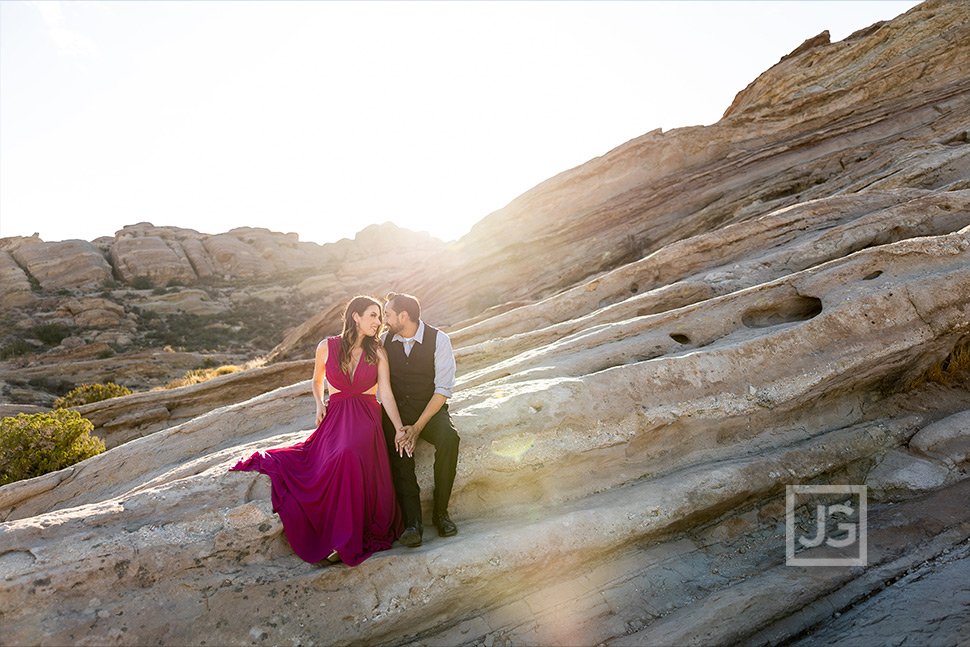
[354,304,383,338]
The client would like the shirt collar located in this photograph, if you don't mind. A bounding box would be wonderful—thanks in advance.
[392,320,425,345]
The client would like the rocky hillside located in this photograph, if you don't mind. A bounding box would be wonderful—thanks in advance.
[0,221,444,405]
[1,2,969,646]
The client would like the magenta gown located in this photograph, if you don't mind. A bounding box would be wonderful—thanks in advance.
[230,337,403,565]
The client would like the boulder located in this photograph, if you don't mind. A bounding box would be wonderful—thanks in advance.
[56,297,126,329]
[0,250,36,307]
[138,289,226,316]
[109,236,197,285]
[910,409,970,466]
[203,234,273,278]
[178,237,217,279]
[249,287,290,302]
[866,449,950,500]
[297,273,339,296]
[8,239,112,290]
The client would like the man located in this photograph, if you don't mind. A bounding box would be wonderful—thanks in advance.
[380,292,460,547]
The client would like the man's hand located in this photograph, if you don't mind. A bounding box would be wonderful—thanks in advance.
[395,425,419,457]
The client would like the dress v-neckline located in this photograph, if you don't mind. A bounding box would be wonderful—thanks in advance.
[347,348,363,384]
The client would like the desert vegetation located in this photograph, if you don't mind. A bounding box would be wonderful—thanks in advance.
[0,410,105,486]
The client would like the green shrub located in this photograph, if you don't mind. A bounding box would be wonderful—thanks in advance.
[0,339,38,359]
[131,276,154,290]
[97,349,116,359]
[31,322,72,346]
[102,279,121,289]
[54,382,132,409]
[24,268,42,292]
[0,410,105,486]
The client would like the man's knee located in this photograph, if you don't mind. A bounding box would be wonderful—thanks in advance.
[434,428,460,459]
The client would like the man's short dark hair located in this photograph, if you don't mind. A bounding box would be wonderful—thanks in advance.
[386,292,421,321]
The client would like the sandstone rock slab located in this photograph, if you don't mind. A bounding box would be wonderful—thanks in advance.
[866,449,950,500]
[910,409,970,466]
[109,235,198,285]
[0,250,36,307]
[9,239,112,290]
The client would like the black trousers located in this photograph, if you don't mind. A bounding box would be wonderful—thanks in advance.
[382,400,460,527]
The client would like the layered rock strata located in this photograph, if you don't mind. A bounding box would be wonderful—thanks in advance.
[0,251,36,308]
[403,0,970,326]
[4,239,113,290]
[1,2,969,646]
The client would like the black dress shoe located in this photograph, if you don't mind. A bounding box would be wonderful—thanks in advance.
[432,511,457,537]
[400,522,423,547]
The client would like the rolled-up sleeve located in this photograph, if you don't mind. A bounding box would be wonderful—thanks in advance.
[433,329,457,398]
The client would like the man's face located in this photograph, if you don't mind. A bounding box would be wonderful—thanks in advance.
[384,303,405,335]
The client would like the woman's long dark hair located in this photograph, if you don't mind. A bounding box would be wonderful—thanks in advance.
[339,295,383,376]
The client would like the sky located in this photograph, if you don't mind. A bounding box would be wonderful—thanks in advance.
[0,0,923,246]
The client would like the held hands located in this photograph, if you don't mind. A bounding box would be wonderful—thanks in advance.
[394,425,419,458]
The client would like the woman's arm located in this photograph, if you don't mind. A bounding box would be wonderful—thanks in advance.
[376,348,411,456]
[312,340,329,425]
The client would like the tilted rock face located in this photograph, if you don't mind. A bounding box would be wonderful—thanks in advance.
[6,239,113,290]
[202,233,276,279]
[1,223,967,646]
[1,3,970,646]
[110,235,198,285]
[56,296,128,329]
[177,237,217,279]
[404,0,970,326]
[451,189,969,363]
[0,251,36,307]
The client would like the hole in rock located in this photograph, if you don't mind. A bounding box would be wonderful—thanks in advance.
[630,283,640,294]
[742,296,823,329]
[863,271,883,280]
[670,333,691,344]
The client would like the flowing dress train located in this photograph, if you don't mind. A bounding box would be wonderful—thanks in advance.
[229,336,403,565]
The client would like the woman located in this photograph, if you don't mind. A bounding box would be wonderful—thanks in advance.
[230,296,409,566]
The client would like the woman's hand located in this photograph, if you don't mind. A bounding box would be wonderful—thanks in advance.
[316,406,326,426]
[395,425,417,457]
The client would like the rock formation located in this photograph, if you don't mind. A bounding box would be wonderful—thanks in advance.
[399,0,969,326]
[1,2,968,646]
[110,235,199,285]
[2,238,113,290]
[0,251,36,308]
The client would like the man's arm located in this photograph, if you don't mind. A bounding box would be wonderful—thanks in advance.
[406,328,456,440]
[412,393,448,436]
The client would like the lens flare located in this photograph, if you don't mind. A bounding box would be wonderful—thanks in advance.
[490,433,537,462]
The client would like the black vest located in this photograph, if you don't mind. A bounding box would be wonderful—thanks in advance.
[386,324,439,408]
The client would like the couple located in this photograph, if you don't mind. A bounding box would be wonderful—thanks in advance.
[230,293,460,566]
